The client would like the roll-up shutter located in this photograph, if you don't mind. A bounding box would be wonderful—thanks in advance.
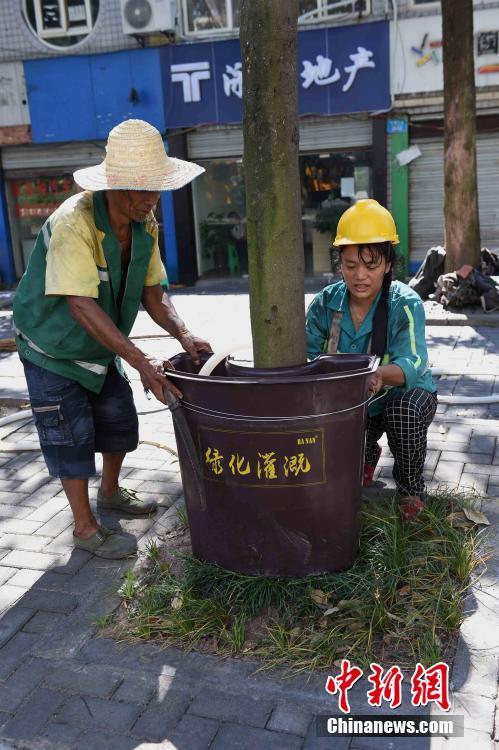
[409,138,444,264]
[477,132,499,250]
[409,131,499,265]
[1,141,105,173]
[187,117,372,159]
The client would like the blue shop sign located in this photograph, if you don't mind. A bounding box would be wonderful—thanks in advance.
[162,20,389,128]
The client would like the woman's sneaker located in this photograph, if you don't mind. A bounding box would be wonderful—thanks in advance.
[363,445,382,487]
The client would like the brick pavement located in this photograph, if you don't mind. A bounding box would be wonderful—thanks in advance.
[0,316,497,748]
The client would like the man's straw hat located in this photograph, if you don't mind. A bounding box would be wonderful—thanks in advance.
[73,119,205,192]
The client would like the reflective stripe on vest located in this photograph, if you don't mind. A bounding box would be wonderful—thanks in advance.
[14,326,108,376]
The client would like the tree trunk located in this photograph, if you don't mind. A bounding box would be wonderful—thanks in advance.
[442,0,481,272]
[240,0,307,367]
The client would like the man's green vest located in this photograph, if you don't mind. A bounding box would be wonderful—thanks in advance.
[13,191,155,392]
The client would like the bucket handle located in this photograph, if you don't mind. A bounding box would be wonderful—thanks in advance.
[163,389,207,511]
[180,390,387,423]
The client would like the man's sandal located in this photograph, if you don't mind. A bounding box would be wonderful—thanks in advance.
[97,487,157,516]
[73,527,137,559]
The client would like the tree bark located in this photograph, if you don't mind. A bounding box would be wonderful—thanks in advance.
[240,0,307,367]
[442,0,481,272]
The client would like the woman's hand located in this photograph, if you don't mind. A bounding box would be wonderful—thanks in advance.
[367,370,384,397]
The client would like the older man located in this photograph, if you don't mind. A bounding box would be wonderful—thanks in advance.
[13,119,211,559]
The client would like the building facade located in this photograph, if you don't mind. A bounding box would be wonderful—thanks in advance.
[0,0,498,285]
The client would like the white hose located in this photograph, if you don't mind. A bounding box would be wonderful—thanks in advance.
[0,411,32,427]
[198,344,253,377]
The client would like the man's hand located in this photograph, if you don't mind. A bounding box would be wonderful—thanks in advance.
[138,357,182,403]
[367,369,383,398]
[178,331,213,365]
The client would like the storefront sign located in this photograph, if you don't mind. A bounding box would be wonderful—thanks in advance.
[162,21,390,127]
[387,118,408,134]
[199,427,326,488]
[392,9,499,95]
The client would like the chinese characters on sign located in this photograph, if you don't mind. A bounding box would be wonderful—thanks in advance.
[326,660,451,714]
[163,21,390,125]
[200,429,325,487]
[171,62,211,103]
[477,30,498,56]
[172,47,376,104]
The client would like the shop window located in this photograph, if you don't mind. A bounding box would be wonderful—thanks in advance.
[192,152,372,279]
[300,151,372,273]
[192,160,247,277]
[298,0,371,24]
[8,175,77,273]
[182,0,239,35]
[22,0,99,48]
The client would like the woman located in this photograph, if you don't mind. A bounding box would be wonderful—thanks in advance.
[306,199,437,521]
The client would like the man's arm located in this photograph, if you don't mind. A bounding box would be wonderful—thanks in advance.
[66,296,181,402]
[141,284,212,364]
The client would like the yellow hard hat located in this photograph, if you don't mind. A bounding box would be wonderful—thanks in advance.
[333,199,400,246]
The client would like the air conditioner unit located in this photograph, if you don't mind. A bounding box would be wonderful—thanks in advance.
[121,0,177,35]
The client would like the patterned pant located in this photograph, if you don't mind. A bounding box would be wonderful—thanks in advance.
[365,388,438,497]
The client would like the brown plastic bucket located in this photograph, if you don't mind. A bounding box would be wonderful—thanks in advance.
[167,353,377,576]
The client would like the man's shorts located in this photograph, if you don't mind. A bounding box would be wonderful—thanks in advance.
[21,359,139,479]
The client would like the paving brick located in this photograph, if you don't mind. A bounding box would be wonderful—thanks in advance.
[430,729,491,750]
[15,474,53,496]
[74,730,139,750]
[131,690,192,741]
[0,566,15,585]
[0,491,27,506]
[0,481,23,495]
[44,664,123,698]
[7,569,44,588]
[35,511,73,538]
[0,607,35,649]
[0,534,53,552]
[41,722,82,746]
[0,504,30,519]
[56,695,141,733]
[469,435,496,454]
[168,714,220,750]
[0,585,25,614]
[188,688,273,728]
[22,611,65,634]
[0,518,43,535]
[2,463,43,483]
[267,702,312,736]
[0,687,63,741]
[27,496,68,524]
[212,723,303,750]
[0,658,49,712]
[0,550,62,571]
[350,737,429,749]
[20,485,64,509]
[459,473,489,494]
[42,527,77,554]
[0,632,39,679]
[464,462,499,476]
[112,674,157,705]
[433,460,464,483]
[18,588,79,614]
[439,452,491,465]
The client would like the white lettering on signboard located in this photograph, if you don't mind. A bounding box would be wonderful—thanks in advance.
[171,62,211,103]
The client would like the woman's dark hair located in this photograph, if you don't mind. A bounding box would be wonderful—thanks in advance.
[335,242,398,358]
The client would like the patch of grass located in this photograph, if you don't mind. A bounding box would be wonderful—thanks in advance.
[176,504,189,529]
[110,489,488,671]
